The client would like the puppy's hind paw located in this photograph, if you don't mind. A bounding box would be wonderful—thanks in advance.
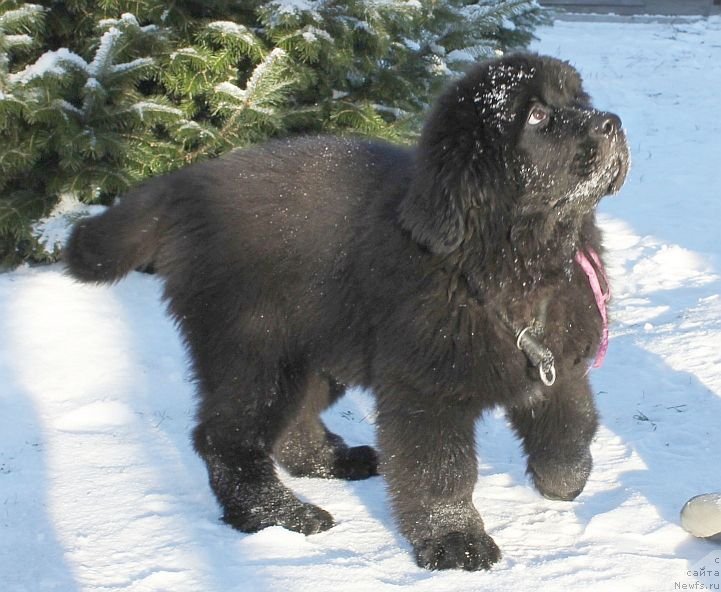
[283,502,335,535]
[332,445,379,480]
[223,501,334,536]
[414,531,501,571]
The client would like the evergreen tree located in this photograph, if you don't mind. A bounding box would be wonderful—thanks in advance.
[0,0,546,266]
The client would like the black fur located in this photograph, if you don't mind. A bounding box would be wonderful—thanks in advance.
[64,54,629,570]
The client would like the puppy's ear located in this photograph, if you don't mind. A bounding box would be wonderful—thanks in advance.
[398,126,475,254]
[397,160,467,254]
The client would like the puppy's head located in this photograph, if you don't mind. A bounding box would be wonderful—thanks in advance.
[513,57,630,221]
[398,54,630,255]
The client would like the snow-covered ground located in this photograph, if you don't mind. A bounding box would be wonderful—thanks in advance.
[2,16,721,592]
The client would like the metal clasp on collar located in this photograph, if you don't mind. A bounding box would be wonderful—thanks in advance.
[516,326,557,387]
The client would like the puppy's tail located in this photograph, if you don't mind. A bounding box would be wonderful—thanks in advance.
[64,182,165,284]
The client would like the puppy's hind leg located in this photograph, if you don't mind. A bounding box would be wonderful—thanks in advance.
[193,363,334,535]
[274,375,378,481]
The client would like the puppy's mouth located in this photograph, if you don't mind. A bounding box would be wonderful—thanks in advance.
[573,138,630,200]
[606,152,630,195]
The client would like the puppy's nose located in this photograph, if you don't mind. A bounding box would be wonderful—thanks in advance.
[591,112,622,137]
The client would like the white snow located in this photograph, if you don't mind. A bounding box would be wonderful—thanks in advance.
[5,34,33,48]
[369,0,422,10]
[214,81,246,102]
[129,101,184,121]
[299,27,333,44]
[8,47,88,84]
[3,14,721,592]
[109,58,154,76]
[32,194,106,255]
[170,47,200,60]
[268,0,321,16]
[52,99,83,118]
[98,13,159,35]
[0,3,44,29]
[214,48,290,114]
[89,28,121,77]
[207,21,250,35]
[206,21,258,47]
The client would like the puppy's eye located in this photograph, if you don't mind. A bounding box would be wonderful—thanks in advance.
[527,106,549,126]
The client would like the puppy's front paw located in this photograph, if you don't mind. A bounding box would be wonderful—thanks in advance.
[414,531,501,571]
[529,450,592,501]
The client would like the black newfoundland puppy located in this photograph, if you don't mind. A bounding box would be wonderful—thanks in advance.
[65,54,629,571]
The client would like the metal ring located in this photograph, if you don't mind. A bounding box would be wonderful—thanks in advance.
[516,326,531,351]
[540,362,556,387]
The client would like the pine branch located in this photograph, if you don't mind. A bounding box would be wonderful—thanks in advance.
[0,3,45,34]
[0,0,546,265]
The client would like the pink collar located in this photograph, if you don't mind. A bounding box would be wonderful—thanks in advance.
[574,247,610,369]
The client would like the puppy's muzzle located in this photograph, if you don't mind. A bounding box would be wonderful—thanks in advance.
[589,110,629,194]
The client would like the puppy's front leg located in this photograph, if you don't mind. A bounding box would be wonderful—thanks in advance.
[376,398,500,571]
[508,376,598,501]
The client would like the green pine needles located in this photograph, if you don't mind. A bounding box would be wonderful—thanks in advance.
[0,0,546,265]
